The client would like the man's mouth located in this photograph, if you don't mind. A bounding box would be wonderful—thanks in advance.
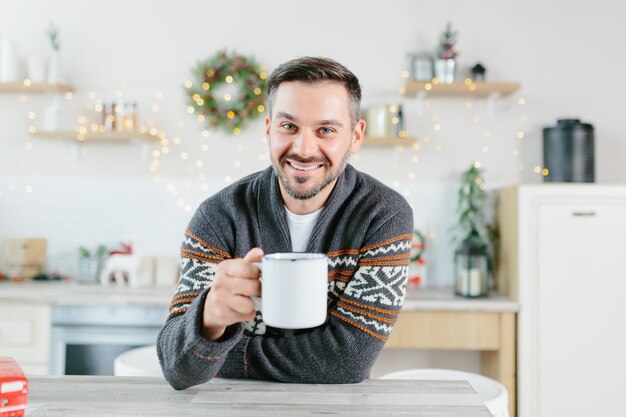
[287,161,324,172]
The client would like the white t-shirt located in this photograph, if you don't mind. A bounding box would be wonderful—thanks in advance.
[284,206,323,252]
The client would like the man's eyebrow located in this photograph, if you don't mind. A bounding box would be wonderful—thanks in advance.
[275,112,344,127]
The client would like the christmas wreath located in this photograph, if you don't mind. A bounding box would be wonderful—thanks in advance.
[186,50,268,135]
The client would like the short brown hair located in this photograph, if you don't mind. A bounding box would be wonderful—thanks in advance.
[266,57,362,126]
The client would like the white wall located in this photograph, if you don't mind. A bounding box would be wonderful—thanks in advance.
[1,0,625,283]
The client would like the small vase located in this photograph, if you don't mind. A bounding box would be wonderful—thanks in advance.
[43,96,66,130]
[47,50,65,84]
[434,58,456,84]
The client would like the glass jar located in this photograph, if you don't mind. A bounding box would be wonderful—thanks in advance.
[454,239,489,298]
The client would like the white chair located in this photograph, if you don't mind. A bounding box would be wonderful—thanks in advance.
[379,368,509,417]
[113,345,163,377]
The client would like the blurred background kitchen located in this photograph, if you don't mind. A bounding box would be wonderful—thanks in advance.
[1,1,625,416]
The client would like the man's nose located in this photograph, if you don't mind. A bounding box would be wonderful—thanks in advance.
[292,131,318,157]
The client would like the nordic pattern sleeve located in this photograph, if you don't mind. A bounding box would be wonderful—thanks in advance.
[218,207,413,383]
[157,227,243,390]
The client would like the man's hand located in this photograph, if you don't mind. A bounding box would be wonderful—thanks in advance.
[201,248,263,341]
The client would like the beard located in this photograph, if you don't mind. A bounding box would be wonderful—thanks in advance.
[271,148,351,200]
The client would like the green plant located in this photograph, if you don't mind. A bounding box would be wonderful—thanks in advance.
[437,22,458,60]
[450,164,497,269]
[79,245,107,259]
[46,22,60,51]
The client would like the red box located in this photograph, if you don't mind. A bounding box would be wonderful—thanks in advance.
[0,358,28,417]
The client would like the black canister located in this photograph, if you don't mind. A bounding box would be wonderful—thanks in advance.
[543,118,595,182]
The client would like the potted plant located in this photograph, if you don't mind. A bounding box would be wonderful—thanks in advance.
[46,22,64,84]
[77,244,107,282]
[450,164,497,297]
[434,22,458,84]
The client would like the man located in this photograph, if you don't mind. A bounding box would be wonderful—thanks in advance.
[157,57,413,389]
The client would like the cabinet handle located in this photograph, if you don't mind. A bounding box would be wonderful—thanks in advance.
[572,211,596,217]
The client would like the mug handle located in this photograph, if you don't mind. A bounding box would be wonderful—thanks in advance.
[252,262,262,311]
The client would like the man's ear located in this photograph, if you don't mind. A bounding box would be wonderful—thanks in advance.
[264,116,270,137]
[350,119,366,153]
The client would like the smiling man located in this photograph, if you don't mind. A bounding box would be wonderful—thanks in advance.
[157,57,414,389]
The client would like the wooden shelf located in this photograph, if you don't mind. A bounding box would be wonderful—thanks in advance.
[0,82,75,94]
[403,81,521,98]
[30,130,159,143]
[363,136,417,147]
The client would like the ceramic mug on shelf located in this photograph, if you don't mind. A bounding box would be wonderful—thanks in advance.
[253,253,328,329]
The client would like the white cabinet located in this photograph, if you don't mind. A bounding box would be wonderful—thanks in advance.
[496,185,626,417]
[0,302,51,375]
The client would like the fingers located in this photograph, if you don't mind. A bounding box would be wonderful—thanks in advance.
[244,247,264,263]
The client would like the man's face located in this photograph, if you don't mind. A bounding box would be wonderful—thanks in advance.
[265,81,364,201]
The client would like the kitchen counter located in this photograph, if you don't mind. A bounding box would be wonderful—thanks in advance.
[0,282,518,312]
[25,375,490,416]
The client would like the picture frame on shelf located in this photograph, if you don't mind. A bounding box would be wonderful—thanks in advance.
[408,53,434,82]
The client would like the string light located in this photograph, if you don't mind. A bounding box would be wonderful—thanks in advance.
[23,79,32,86]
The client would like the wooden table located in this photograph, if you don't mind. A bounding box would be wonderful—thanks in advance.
[390,287,518,417]
[25,375,491,416]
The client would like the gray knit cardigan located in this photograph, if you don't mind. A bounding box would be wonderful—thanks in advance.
[157,164,413,390]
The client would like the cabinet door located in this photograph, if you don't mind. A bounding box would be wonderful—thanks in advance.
[0,303,51,364]
[536,202,626,417]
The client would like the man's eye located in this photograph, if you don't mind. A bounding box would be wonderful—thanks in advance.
[281,123,296,131]
[319,127,335,135]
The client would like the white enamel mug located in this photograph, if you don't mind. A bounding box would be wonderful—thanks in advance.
[253,253,328,329]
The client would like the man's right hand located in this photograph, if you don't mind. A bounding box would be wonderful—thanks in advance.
[201,248,263,341]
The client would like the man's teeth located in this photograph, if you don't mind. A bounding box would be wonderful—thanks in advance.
[289,162,321,171]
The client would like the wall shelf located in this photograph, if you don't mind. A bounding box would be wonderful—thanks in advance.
[363,136,417,147]
[0,82,75,94]
[30,130,159,143]
[402,81,521,98]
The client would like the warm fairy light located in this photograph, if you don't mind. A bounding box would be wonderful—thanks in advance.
[23,79,32,86]
[224,93,232,101]
[185,81,193,89]
[197,114,205,122]
[259,72,267,80]
[95,103,103,112]
[473,115,480,123]
[391,116,399,125]
[149,128,158,135]
[28,112,36,119]
[392,180,400,188]
[206,69,215,77]
[422,136,430,143]
[233,127,241,135]
[411,155,419,163]
[173,137,181,144]
[428,232,436,240]
[424,83,432,91]
[533,166,541,173]
[161,146,169,154]
[114,90,122,98]
[192,93,200,101]
[483,130,491,138]
[180,152,188,160]
[468,84,477,91]
[78,126,87,134]
[225,75,234,84]
[412,142,420,150]
[98,125,107,132]
[160,138,168,145]
[202,82,210,90]
[65,92,74,100]
[234,160,241,168]
[77,133,86,141]
[512,148,519,156]
[398,86,406,94]
[201,144,209,151]
[187,106,195,114]
[403,189,410,197]
[88,92,96,99]
[77,116,87,124]
[542,168,550,176]
[517,164,524,171]
[155,91,163,99]
[464,78,472,85]
[202,130,209,137]
[517,131,525,139]
[201,183,209,191]
[257,104,265,112]
[474,161,482,168]
[435,145,443,152]
[227,111,235,119]
[433,123,441,131]
[432,78,440,85]
[397,145,405,153]
[224,176,232,183]
[28,126,37,134]
[482,146,490,153]
[465,101,472,108]
[518,97,526,105]
[401,70,409,78]
[479,184,486,190]
[475,177,483,185]
[258,153,266,161]
[151,105,159,112]
[25,186,33,193]
[196,160,204,168]
[152,150,160,158]
[19,95,27,102]
[389,105,397,113]
[408,172,416,180]
[237,144,245,152]
[520,114,528,122]
[399,130,407,138]
[254,87,262,95]
[139,126,148,133]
